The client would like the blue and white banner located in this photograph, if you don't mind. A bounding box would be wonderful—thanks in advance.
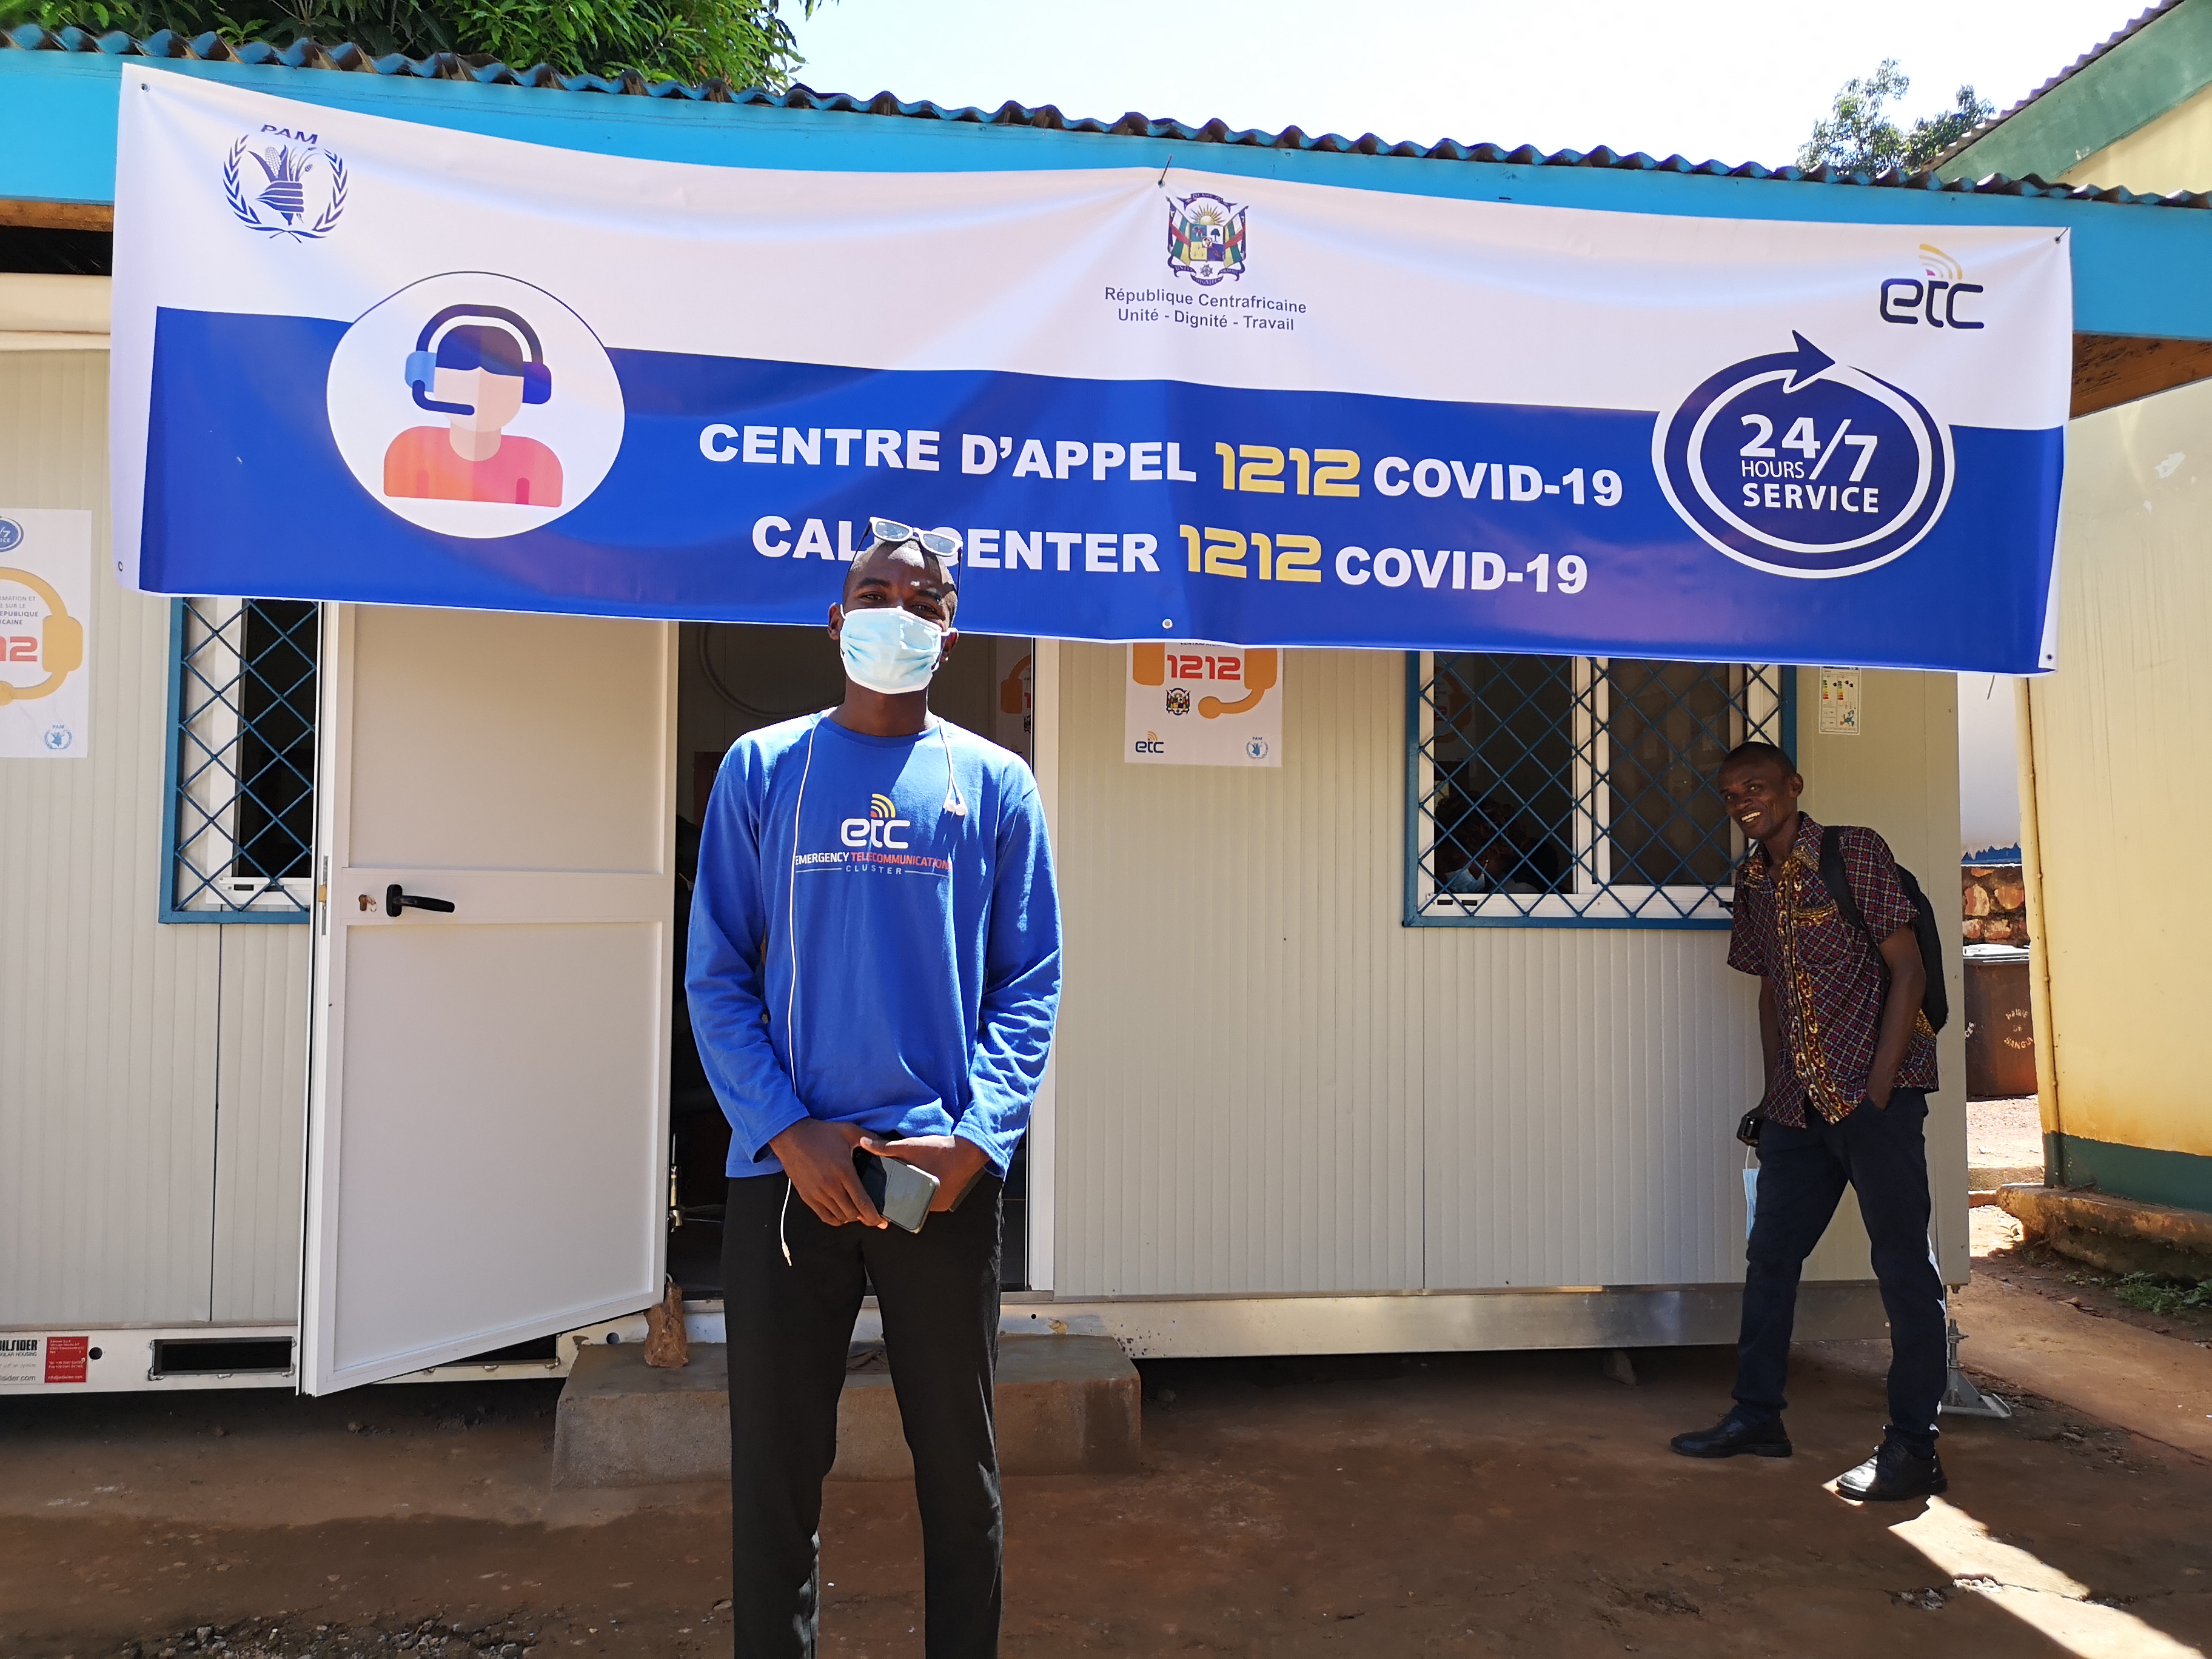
[112,73,2072,672]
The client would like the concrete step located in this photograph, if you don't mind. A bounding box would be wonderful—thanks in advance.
[552,1334,1140,1489]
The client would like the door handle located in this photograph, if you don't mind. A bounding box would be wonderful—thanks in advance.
[386,883,457,919]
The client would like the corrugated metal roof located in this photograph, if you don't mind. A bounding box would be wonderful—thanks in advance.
[7,21,2208,209]
[1932,1,2183,167]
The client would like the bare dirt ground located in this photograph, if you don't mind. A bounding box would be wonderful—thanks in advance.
[1966,1096,2045,1188]
[1972,1204,2212,1350]
[7,1300,2211,1659]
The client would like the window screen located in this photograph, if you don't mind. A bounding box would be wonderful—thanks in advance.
[1409,653,1790,926]
[164,598,319,921]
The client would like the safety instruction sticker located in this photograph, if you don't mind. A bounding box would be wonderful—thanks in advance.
[1818,666,1863,736]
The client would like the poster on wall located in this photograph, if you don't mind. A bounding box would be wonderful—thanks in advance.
[1817,666,1863,736]
[0,509,91,760]
[112,73,2074,673]
[1125,643,1281,767]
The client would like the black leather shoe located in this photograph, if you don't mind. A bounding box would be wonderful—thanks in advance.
[1670,1413,1792,1459]
[1835,1438,1947,1501]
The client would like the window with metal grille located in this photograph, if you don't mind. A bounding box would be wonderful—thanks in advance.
[162,598,319,922]
[1407,654,1794,927]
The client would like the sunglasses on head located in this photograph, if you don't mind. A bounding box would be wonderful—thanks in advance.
[868,517,962,560]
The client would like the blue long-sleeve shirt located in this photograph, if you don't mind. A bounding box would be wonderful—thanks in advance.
[685,712,1062,1181]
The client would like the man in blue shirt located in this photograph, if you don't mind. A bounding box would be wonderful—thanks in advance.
[688,523,1061,1658]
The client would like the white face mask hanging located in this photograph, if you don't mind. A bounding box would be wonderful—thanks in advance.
[1743,1147,1760,1241]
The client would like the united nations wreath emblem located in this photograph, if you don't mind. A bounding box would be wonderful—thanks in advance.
[224,132,347,241]
[1167,192,1247,286]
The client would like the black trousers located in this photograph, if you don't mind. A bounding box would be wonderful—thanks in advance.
[723,1171,1004,1659]
[1733,1090,1946,1453]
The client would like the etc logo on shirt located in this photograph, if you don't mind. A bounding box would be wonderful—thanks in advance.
[842,793,911,849]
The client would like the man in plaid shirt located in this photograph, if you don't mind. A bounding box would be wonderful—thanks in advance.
[1671,741,1948,1503]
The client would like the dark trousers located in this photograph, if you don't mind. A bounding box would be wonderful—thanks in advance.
[723,1171,1005,1659]
[1733,1090,1946,1452]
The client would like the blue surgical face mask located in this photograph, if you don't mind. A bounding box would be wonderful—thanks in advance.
[839,605,946,695]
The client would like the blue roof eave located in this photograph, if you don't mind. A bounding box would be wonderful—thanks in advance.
[7,27,2211,342]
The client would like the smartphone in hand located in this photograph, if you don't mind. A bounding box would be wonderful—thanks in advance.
[856,1150,940,1233]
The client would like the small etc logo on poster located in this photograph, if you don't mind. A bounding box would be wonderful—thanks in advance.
[1125,643,1281,767]
[224,126,347,241]
[0,509,92,760]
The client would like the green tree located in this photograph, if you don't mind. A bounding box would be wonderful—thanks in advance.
[0,0,828,87]
[1799,59,1994,173]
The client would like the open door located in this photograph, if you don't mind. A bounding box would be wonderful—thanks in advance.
[303,604,675,1393]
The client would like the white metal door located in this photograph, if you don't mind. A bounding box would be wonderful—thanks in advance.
[303,603,675,1393]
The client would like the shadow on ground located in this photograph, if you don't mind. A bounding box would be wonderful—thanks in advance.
[4,1342,2207,1657]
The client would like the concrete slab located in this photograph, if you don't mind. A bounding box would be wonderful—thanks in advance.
[551,1334,1139,1489]
[1952,1270,2212,1460]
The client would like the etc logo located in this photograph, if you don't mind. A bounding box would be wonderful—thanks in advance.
[841,793,911,849]
[1879,244,1985,330]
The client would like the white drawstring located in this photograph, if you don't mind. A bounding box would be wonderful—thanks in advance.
[939,719,967,818]
[780,718,820,1272]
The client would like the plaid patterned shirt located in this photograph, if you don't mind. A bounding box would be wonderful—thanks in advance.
[1728,816,1939,1127]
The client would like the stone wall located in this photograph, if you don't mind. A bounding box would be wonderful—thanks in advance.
[1963,863,2029,945]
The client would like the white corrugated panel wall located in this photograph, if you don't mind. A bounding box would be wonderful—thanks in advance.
[0,346,309,1329]
[1048,643,1963,1300]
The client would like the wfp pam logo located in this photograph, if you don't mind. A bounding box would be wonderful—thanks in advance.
[841,793,912,849]
[1167,193,1247,286]
[225,126,347,241]
[1654,331,1952,580]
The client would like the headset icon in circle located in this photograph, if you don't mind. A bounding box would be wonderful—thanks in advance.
[404,305,552,415]
[0,564,84,707]
[383,302,565,508]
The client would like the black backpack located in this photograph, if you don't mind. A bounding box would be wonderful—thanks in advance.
[1817,828,1949,1034]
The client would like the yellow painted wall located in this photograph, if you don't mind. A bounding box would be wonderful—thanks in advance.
[2027,87,2212,1168]
[2060,79,2212,194]
[2026,377,2212,1162]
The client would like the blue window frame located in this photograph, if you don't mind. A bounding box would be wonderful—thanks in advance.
[1406,653,1795,928]
[161,598,320,923]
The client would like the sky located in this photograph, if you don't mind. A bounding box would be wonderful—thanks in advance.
[786,1,2153,170]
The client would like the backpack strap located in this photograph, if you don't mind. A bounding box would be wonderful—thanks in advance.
[1817,824,1894,988]
[1815,825,1873,945]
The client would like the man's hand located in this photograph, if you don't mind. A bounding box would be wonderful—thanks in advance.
[1867,920,1926,1113]
[878,1134,990,1212]
[770,1119,887,1228]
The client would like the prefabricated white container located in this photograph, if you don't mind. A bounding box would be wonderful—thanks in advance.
[0,302,1969,1396]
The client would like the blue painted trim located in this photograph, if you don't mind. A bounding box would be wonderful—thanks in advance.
[1400,649,1748,933]
[156,595,188,922]
[1404,911,1735,932]
[6,54,2212,340]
